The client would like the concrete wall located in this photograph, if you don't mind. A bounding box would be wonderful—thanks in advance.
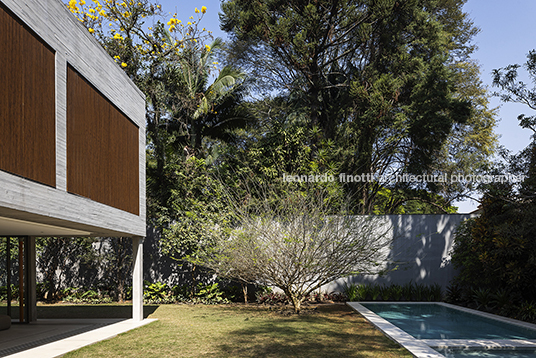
[324,214,473,292]
[142,215,472,291]
[0,0,145,237]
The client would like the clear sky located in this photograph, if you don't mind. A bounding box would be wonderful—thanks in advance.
[158,0,536,213]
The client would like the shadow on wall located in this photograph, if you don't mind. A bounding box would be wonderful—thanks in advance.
[144,227,215,287]
[325,214,473,292]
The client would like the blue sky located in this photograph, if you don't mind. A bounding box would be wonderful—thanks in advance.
[158,0,536,212]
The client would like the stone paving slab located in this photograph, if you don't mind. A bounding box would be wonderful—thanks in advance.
[0,318,156,358]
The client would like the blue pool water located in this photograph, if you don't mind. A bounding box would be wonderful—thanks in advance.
[361,303,536,340]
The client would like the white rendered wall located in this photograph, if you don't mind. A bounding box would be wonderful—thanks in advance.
[0,0,146,237]
[324,214,474,292]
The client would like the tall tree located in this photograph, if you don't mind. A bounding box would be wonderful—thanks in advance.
[170,37,251,156]
[450,49,536,309]
[220,0,492,213]
[493,50,536,133]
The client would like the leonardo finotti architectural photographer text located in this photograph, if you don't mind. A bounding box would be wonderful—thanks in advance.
[282,173,527,184]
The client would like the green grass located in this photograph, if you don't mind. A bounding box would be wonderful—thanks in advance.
[55,303,411,358]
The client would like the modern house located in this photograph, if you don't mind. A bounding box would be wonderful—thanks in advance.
[0,0,146,323]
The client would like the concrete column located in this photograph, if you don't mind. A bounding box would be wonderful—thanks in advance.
[132,236,144,321]
[26,237,37,322]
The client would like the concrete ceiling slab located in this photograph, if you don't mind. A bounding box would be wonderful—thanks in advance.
[0,216,92,236]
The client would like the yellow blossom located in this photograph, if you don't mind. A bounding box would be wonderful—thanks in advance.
[195,7,199,13]
[113,33,123,40]
[88,8,95,13]
[88,27,95,33]
[80,0,86,4]
[187,22,192,25]
[121,62,127,67]
[201,6,207,14]
[205,44,211,52]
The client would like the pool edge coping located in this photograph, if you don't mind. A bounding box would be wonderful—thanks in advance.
[347,302,445,358]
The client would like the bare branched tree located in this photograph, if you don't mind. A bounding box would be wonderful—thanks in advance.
[195,184,393,313]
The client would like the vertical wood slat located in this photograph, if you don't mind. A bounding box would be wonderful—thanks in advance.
[0,4,56,187]
[67,65,139,215]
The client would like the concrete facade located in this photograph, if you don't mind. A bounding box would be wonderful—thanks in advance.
[0,0,146,322]
[0,0,145,237]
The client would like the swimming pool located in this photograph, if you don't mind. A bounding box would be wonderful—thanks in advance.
[348,302,536,358]
[361,303,536,340]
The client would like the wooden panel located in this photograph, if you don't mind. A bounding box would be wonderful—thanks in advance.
[0,3,56,187]
[67,66,139,215]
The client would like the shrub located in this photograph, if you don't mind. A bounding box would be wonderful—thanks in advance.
[144,281,175,304]
[192,283,229,304]
[256,291,288,305]
[342,282,443,302]
[343,283,360,301]
[472,287,493,310]
[518,301,536,323]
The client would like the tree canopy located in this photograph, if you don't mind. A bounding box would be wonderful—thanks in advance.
[220,0,496,213]
[449,49,536,319]
[63,0,500,295]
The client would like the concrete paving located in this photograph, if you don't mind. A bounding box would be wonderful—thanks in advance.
[0,318,156,358]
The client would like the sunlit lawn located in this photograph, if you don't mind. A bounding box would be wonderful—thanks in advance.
[49,303,412,358]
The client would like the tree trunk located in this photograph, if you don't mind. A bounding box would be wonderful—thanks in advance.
[241,282,248,304]
[287,291,302,314]
[190,264,197,298]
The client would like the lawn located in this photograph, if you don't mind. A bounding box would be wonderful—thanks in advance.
[53,303,412,358]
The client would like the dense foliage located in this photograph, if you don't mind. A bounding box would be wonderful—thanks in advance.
[35,0,501,300]
[220,0,496,213]
[449,48,536,322]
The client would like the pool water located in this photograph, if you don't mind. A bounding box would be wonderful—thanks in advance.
[436,348,536,357]
[361,303,536,340]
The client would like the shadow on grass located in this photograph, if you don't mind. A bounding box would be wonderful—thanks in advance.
[215,304,408,358]
[0,304,159,319]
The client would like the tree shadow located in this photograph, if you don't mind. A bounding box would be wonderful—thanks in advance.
[214,304,407,358]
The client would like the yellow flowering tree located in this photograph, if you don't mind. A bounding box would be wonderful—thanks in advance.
[65,0,211,79]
